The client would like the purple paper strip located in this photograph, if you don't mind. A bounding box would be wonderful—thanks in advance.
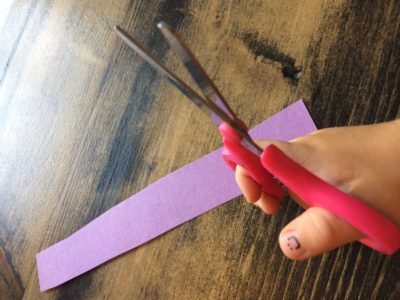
[37,100,316,291]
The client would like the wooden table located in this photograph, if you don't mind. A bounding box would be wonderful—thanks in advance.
[1,0,399,299]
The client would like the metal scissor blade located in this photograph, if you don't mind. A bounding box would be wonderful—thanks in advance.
[157,22,261,154]
[115,26,204,109]
[114,26,261,153]
[157,21,241,125]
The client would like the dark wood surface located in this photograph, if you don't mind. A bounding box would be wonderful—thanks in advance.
[1,0,399,299]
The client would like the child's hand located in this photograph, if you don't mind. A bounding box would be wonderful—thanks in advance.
[235,120,400,259]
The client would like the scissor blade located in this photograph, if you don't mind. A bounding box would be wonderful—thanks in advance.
[157,22,241,125]
[157,22,262,154]
[115,26,204,109]
[114,26,261,153]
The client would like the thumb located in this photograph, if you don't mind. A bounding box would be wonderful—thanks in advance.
[279,207,364,260]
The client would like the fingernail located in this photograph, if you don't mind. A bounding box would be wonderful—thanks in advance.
[280,231,306,259]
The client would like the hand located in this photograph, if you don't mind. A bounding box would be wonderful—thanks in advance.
[235,120,400,259]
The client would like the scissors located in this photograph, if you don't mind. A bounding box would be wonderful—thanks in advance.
[115,22,400,254]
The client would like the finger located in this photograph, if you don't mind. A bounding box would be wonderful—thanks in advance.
[235,165,280,214]
[235,140,293,203]
[254,192,280,214]
[235,165,262,203]
[235,139,308,213]
[279,207,364,260]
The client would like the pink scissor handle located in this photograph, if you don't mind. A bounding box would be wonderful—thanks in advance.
[219,123,285,200]
[261,144,400,254]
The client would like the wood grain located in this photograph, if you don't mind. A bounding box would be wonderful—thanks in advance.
[0,0,399,299]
